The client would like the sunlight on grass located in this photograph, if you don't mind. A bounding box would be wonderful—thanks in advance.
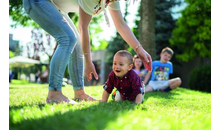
[9,81,211,130]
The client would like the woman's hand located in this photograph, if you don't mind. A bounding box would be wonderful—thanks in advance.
[136,47,152,72]
[108,9,152,72]
[84,60,99,81]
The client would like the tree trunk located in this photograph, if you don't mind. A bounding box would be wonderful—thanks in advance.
[139,0,156,60]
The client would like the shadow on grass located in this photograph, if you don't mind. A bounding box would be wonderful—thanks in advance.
[9,103,47,111]
[144,88,181,101]
[9,101,139,130]
[143,87,210,101]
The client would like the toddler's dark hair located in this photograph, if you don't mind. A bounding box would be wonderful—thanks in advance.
[115,50,133,64]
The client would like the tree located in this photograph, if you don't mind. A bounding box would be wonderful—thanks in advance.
[24,28,56,61]
[154,0,181,59]
[169,0,211,62]
[9,1,105,56]
[139,0,156,60]
[9,0,38,27]
[9,50,15,58]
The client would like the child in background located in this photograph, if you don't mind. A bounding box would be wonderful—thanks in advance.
[145,47,181,92]
[133,55,151,85]
[101,50,145,104]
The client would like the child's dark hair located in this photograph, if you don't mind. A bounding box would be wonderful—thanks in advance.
[161,47,174,57]
[133,55,145,70]
[115,50,133,64]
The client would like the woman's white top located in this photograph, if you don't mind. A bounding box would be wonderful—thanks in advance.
[51,0,120,25]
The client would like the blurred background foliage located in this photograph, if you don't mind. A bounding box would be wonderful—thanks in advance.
[9,0,211,91]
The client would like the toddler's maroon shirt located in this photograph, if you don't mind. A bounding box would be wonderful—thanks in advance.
[103,69,143,101]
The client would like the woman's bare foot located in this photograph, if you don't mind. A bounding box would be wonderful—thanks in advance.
[47,90,78,104]
[74,89,100,101]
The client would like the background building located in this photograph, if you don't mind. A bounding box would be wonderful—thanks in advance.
[9,34,19,52]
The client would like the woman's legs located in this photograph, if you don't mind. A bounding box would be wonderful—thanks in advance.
[63,14,99,100]
[62,14,84,90]
[23,0,77,102]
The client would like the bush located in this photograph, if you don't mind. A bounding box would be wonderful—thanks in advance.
[188,65,211,93]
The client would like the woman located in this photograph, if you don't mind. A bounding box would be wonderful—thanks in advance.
[22,0,152,104]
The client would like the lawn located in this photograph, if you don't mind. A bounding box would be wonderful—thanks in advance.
[9,80,211,130]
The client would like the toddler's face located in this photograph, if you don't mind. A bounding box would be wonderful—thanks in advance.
[112,54,132,78]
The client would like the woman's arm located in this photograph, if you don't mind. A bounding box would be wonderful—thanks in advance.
[109,9,152,71]
[79,7,98,81]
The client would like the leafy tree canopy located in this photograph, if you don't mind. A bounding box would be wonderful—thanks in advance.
[9,0,37,27]
[9,50,15,58]
[169,0,211,62]
[9,1,106,53]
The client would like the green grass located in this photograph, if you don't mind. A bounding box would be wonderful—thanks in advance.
[9,80,211,130]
